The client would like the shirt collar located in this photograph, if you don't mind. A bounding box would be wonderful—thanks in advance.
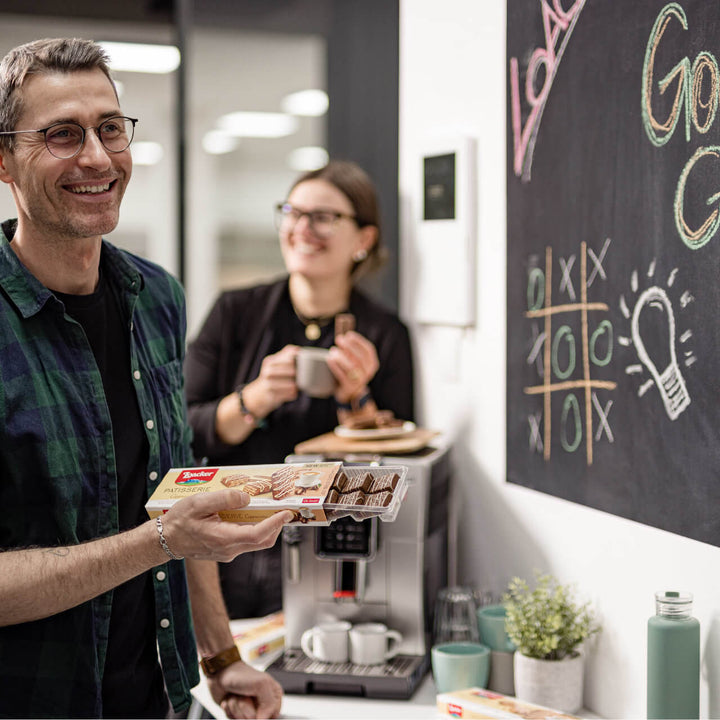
[0,219,144,318]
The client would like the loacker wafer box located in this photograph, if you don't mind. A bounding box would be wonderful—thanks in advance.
[145,462,408,526]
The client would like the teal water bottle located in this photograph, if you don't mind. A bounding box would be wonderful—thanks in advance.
[647,591,700,719]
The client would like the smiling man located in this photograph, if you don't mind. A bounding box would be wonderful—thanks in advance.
[0,38,292,719]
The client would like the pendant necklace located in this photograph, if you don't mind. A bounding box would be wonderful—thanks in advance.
[292,305,337,341]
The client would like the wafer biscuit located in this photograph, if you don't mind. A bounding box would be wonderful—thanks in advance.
[271,466,299,499]
[221,473,252,488]
[243,478,272,496]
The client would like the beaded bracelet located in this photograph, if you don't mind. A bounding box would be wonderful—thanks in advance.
[155,516,183,561]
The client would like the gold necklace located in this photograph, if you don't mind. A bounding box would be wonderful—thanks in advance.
[292,306,337,341]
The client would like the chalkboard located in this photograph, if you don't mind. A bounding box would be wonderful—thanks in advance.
[506,0,720,546]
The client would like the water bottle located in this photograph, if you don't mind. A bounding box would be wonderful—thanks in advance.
[647,591,700,719]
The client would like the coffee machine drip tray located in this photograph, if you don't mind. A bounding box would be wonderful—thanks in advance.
[267,648,428,699]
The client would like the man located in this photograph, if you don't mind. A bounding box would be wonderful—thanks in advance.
[0,37,292,719]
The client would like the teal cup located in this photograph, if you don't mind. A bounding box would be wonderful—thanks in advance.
[431,642,491,693]
[477,604,516,652]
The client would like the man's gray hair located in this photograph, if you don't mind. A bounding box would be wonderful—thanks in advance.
[0,38,115,151]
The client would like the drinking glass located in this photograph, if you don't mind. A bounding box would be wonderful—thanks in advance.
[433,586,480,644]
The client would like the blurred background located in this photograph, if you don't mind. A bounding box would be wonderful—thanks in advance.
[0,0,398,335]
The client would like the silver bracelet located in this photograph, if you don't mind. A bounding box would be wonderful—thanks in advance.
[155,516,183,560]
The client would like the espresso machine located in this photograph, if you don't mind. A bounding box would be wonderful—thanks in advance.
[266,443,451,699]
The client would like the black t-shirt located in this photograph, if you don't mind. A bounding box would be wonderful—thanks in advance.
[56,267,168,719]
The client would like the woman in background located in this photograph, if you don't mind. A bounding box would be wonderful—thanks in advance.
[184,159,415,618]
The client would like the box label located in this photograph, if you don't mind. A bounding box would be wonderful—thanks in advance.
[175,468,219,485]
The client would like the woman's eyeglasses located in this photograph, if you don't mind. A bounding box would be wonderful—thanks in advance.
[0,116,138,159]
[274,202,357,238]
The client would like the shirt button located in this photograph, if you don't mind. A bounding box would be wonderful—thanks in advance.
[146,419,155,430]
[133,370,141,380]
[160,618,170,629]
[149,471,158,481]
[129,321,134,331]
[156,571,166,581]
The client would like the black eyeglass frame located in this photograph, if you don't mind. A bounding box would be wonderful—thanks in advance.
[0,115,139,159]
[274,202,358,236]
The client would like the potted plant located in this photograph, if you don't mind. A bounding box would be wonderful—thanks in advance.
[502,572,600,713]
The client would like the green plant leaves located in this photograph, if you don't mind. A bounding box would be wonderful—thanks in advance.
[502,572,600,660]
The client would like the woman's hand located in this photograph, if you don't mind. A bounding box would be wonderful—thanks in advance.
[215,345,300,444]
[328,331,379,404]
[242,345,300,419]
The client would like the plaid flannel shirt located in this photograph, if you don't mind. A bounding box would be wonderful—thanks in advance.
[0,222,199,718]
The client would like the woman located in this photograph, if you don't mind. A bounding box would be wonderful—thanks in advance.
[184,160,415,618]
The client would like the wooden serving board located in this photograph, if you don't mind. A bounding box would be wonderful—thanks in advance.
[294,428,440,455]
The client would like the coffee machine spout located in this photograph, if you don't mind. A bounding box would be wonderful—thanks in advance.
[333,559,367,603]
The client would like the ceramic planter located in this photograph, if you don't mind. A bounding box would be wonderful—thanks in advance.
[513,650,583,713]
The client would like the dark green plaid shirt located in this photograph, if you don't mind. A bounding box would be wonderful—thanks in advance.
[0,223,199,718]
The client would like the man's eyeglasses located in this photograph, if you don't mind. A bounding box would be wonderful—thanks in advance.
[0,116,138,159]
[274,202,357,238]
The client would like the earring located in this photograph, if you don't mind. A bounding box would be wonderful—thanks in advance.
[353,248,368,262]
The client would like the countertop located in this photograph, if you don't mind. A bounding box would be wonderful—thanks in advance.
[188,619,601,720]
[190,671,438,720]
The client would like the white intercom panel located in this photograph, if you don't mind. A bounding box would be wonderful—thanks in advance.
[408,134,477,327]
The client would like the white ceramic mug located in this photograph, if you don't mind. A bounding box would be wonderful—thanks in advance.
[295,347,337,398]
[349,622,403,665]
[301,620,351,663]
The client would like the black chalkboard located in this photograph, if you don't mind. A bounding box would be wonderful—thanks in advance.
[506,0,720,546]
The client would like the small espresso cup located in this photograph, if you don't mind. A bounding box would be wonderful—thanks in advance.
[301,620,351,663]
[476,604,516,653]
[296,347,337,398]
[295,469,322,492]
[431,642,491,693]
[349,622,403,665]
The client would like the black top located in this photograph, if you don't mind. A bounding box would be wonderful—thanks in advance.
[184,278,415,617]
[56,270,167,718]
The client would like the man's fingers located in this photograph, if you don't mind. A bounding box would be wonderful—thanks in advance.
[183,488,251,515]
[243,510,296,547]
[221,694,255,719]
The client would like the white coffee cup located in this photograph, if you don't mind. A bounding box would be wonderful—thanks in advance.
[349,622,403,665]
[296,347,337,398]
[301,620,351,663]
[296,470,321,489]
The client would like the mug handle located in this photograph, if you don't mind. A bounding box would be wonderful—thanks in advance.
[301,628,318,660]
[384,630,403,660]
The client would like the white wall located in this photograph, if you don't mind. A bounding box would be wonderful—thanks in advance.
[398,2,720,718]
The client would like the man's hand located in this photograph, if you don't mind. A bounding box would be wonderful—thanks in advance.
[159,490,294,562]
[208,661,283,719]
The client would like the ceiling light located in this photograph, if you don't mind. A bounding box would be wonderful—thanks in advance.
[132,142,164,166]
[281,89,329,117]
[202,130,239,155]
[217,111,298,138]
[99,41,180,74]
[287,146,329,172]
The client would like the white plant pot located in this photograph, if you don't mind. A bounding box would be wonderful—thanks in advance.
[513,651,584,714]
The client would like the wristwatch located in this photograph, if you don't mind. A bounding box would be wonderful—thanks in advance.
[200,644,241,677]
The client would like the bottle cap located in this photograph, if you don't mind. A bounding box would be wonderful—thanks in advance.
[655,590,693,616]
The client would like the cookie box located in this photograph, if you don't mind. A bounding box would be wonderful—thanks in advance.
[145,462,408,526]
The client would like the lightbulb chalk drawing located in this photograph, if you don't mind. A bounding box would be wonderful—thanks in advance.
[619,261,695,422]
[630,287,689,420]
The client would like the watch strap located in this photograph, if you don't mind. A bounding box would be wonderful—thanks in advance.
[200,644,241,676]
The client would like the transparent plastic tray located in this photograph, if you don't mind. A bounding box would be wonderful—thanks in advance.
[323,465,408,523]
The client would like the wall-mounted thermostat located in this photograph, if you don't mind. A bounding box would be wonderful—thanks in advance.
[408,134,477,326]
